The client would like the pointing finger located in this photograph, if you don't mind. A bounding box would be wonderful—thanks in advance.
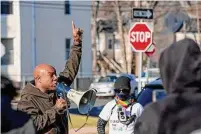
[72,21,75,31]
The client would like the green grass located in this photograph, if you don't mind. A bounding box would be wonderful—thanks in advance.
[68,114,98,129]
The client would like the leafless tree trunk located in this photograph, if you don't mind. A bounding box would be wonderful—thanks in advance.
[122,27,132,73]
[97,60,106,76]
[114,0,128,73]
[91,1,99,75]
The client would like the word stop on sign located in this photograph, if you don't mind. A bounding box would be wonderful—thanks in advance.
[130,32,151,43]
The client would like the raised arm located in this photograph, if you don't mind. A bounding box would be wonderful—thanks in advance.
[58,21,83,86]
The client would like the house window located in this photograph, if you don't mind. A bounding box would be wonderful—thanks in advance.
[65,38,71,60]
[108,39,112,49]
[64,1,70,15]
[1,1,13,14]
[1,38,14,65]
[115,39,120,49]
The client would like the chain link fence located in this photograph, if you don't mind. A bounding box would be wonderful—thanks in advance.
[11,74,94,92]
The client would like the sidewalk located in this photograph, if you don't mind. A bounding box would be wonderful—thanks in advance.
[69,127,109,134]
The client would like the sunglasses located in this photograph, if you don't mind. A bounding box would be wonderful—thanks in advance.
[114,89,130,94]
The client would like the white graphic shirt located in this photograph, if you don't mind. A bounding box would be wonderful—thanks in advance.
[99,100,143,134]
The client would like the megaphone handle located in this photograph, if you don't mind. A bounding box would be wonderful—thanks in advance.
[60,84,90,132]
[66,108,89,132]
[66,90,96,132]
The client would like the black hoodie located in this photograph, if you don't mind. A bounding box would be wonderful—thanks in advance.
[134,38,201,134]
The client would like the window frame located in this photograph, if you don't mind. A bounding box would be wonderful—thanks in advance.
[65,38,71,60]
[1,1,13,15]
[107,39,113,49]
[64,1,71,15]
[1,38,14,65]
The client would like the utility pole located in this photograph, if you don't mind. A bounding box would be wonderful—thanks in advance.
[91,1,99,76]
[32,0,36,70]
[196,1,201,47]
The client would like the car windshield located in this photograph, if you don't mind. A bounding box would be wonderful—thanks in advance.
[97,76,117,82]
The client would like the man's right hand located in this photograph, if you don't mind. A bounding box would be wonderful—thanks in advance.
[55,98,67,111]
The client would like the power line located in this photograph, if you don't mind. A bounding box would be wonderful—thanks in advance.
[3,1,201,12]
[20,1,92,8]
[16,3,201,13]
[13,2,92,11]
[19,1,201,8]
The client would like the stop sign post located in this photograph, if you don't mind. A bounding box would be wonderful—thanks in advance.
[129,22,153,93]
[129,22,153,52]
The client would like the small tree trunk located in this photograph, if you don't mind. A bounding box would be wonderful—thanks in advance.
[123,27,133,73]
[114,0,128,73]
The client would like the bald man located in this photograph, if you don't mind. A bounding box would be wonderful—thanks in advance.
[17,21,83,134]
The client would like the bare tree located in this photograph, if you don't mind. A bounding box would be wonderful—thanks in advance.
[113,0,128,73]
[95,1,135,74]
[93,1,160,75]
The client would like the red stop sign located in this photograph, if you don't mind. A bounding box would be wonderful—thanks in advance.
[129,23,153,52]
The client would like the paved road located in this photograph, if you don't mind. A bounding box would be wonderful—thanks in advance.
[69,127,109,134]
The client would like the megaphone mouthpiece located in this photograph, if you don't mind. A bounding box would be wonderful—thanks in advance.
[81,97,88,104]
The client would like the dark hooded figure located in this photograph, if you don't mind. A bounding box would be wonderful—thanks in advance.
[134,38,201,134]
[1,75,36,134]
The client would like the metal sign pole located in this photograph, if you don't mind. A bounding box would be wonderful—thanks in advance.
[131,8,154,94]
[138,52,142,94]
[138,18,143,94]
[146,57,150,84]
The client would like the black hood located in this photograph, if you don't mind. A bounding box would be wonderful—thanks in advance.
[159,38,201,94]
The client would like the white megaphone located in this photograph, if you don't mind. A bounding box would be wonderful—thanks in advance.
[56,83,97,114]
[67,89,97,114]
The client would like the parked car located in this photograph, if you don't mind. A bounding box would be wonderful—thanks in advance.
[89,73,138,97]
[137,78,167,107]
[89,74,117,97]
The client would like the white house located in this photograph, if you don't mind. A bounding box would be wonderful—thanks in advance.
[1,1,92,82]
